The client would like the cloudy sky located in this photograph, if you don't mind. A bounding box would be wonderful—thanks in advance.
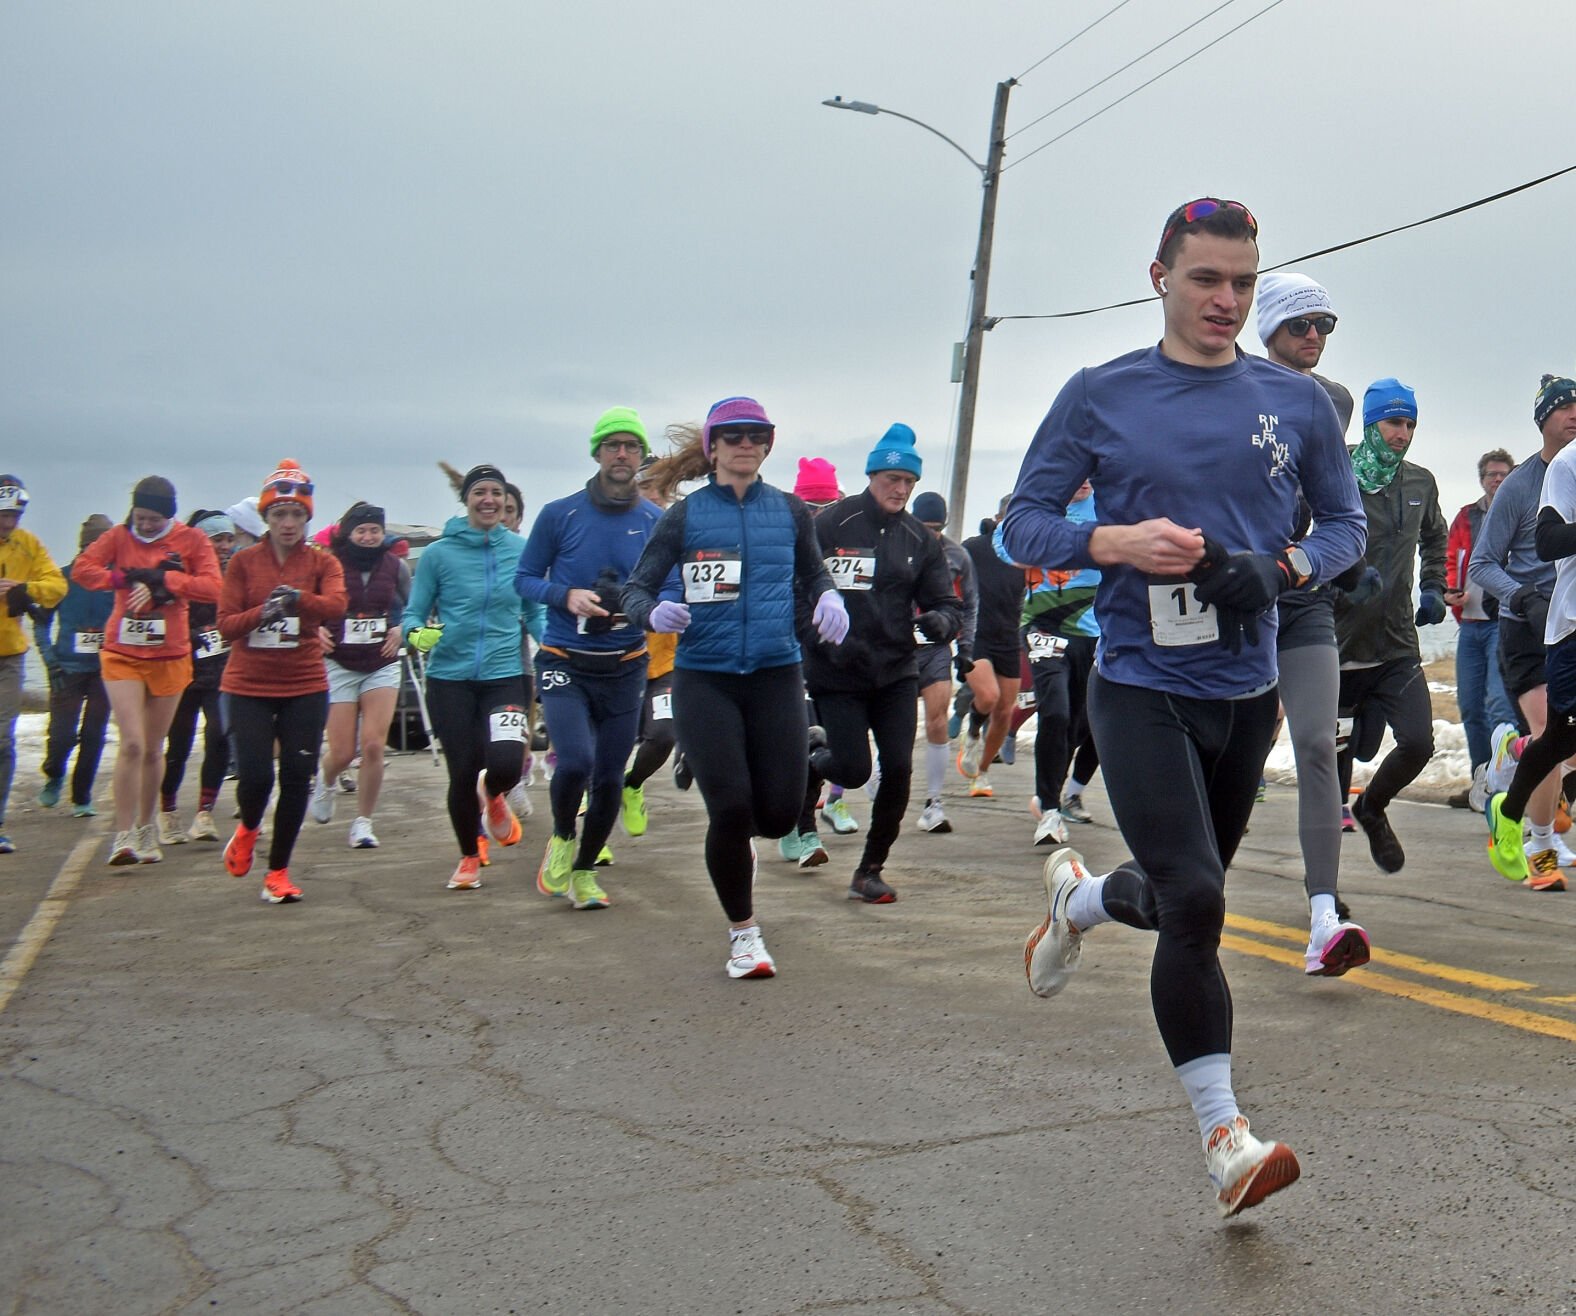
[3,0,1571,558]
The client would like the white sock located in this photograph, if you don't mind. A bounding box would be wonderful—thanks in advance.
[1530,821,1554,849]
[1067,777,1087,798]
[1066,873,1111,929]
[1310,893,1337,926]
[926,741,948,800]
[1176,1053,1238,1141]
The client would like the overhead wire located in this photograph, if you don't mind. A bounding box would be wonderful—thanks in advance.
[987,164,1576,324]
[1008,0,1240,142]
[1014,0,1140,83]
[1003,0,1290,173]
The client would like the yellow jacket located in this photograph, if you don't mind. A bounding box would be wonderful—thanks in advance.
[646,630,677,680]
[0,527,67,657]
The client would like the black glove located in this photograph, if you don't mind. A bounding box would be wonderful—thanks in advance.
[1212,604,1261,656]
[1187,537,1295,614]
[1513,584,1551,639]
[914,610,951,643]
[5,584,29,617]
[581,568,624,635]
[258,594,287,626]
[954,652,975,682]
[265,584,301,616]
[1414,589,1446,627]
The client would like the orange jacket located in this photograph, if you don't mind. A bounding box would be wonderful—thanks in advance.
[71,522,223,661]
[219,539,347,697]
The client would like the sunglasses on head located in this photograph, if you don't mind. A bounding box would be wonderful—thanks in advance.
[1157,197,1257,258]
[1283,314,1337,337]
[266,478,314,497]
[713,427,773,447]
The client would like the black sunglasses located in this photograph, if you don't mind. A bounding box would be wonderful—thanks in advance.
[713,427,773,447]
[1283,315,1337,337]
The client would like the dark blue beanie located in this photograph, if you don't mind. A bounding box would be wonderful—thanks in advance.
[866,423,922,477]
[1362,378,1418,427]
[911,492,947,524]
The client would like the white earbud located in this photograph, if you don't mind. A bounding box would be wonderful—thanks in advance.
[1157,277,1168,294]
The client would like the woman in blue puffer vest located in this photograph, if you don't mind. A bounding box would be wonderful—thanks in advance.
[623,397,848,981]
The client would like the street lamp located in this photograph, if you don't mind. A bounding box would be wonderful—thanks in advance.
[823,83,1015,538]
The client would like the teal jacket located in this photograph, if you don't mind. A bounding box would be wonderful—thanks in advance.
[402,517,544,681]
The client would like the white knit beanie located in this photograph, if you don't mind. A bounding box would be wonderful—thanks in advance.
[1256,272,1336,345]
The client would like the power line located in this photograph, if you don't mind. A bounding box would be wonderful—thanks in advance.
[1015,0,1141,83]
[1008,0,1239,142]
[1004,0,1290,173]
[988,164,1576,324]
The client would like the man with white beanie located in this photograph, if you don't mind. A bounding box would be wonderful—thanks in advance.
[1257,272,1353,432]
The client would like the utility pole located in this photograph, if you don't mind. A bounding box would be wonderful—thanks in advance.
[945,78,1013,540]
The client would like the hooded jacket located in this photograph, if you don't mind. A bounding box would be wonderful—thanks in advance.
[0,526,67,658]
[1333,457,1447,665]
[403,516,531,682]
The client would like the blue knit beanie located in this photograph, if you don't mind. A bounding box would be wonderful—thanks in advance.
[866,423,922,477]
[1362,378,1418,427]
[911,492,947,525]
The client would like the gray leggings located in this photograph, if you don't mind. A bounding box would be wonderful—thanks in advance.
[1277,643,1342,901]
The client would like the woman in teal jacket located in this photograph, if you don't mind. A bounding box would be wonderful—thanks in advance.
[403,465,545,890]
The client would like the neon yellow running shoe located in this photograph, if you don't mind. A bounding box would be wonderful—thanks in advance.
[569,869,610,910]
[537,834,574,897]
[1487,793,1529,882]
[622,784,648,837]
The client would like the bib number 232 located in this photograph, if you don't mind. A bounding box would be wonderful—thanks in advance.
[1147,578,1219,647]
[681,551,742,604]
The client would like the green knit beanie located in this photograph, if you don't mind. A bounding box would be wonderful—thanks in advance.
[590,406,649,457]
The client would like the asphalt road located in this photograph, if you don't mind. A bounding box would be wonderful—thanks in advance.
[2,744,1572,1315]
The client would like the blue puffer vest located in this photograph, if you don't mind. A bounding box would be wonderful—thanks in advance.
[676,478,800,674]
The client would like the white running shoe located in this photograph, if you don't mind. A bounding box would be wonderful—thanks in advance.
[348,816,379,849]
[187,810,218,842]
[863,768,881,802]
[969,772,993,798]
[506,779,532,819]
[1024,847,1087,998]
[107,830,138,866]
[133,823,164,864]
[1303,913,1371,977]
[820,796,859,834]
[726,926,776,979]
[917,798,952,833]
[1466,763,1488,815]
[1554,833,1576,868]
[309,776,335,825]
[1204,1116,1301,1217]
[157,811,188,846]
[1486,721,1519,795]
[1033,808,1068,847]
[338,771,357,794]
[958,735,983,779]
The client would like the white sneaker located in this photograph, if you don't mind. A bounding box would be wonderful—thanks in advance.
[726,926,776,979]
[133,823,164,864]
[1033,808,1068,847]
[187,809,218,842]
[1466,763,1488,814]
[1204,1116,1301,1217]
[917,798,952,833]
[1303,913,1370,976]
[958,735,983,779]
[1024,847,1086,998]
[157,811,188,846]
[309,776,335,825]
[969,772,993,798]
[1486,721,1519,795]
[506,779,533,819]
[107,830,138,866]
[863,768,881,802]
[348,816,379,849]
[1554,833,1576,868]
[337,771,357,794]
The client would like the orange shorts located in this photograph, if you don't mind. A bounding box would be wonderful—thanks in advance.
[100,649,193,698]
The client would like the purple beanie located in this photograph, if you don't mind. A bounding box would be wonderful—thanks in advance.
[702,396,775,458]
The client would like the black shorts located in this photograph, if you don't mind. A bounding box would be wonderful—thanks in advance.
[1498,615,1545,701]
[1546,633,1576,715]
[916,642,951,690]
[978,643,1022,680]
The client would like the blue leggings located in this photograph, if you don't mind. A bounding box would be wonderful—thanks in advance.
[538,655,646,870]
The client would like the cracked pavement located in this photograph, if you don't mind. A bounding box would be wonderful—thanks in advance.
[2,757,1573,1314]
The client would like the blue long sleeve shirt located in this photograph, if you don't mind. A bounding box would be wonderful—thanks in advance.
[1000,346,1365,699]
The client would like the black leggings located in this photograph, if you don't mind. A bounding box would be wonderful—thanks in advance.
[626,673,677,789]
[674,664,809,923]
[224,691,328,872]
[1336,657,1435,810]
[1087,671,1279,1068]
[427,675,526,858]
[808,677,918,873]
[1504,633,1576,821]
[1027,632,1096,807]
[42,668,111,807]
[162,681,228,809]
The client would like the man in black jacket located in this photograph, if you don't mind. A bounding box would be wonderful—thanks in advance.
[1334,379,1447,874]
[804,425,961,902]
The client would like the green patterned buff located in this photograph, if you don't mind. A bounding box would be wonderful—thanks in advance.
[1350,423,1406,494]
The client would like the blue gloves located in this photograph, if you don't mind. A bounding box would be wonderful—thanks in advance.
[1414,590,1446,627]
[813,590,849,645]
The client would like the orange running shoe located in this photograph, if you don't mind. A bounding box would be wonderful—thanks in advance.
[260,868,302,903]
[482,790,522,846]
[447,855,483,890]
[1555,798,1571,834]
[224,824,259,877]
[476,834,491,866]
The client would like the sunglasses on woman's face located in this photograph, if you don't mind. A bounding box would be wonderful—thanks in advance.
[713,427,773,447]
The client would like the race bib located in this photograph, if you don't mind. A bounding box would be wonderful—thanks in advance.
[1335,716,1353,751]
[651,692,673,721]
[118,615,166,647]
[1026,631,1068,661]
[825,549,876,591]
[248,616,301,649]
[73,629,105,654]
[1015,689,1037,710]
[196,627,227,657]
[1146,578,1219,647]
[681,550,742,604]
[489,704,529,743]
[342,615,388,646]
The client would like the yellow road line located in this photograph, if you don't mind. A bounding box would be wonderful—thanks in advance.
[1224,913,1535,993]
[0,829,101,1015]
[1220,934,1576,1044]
